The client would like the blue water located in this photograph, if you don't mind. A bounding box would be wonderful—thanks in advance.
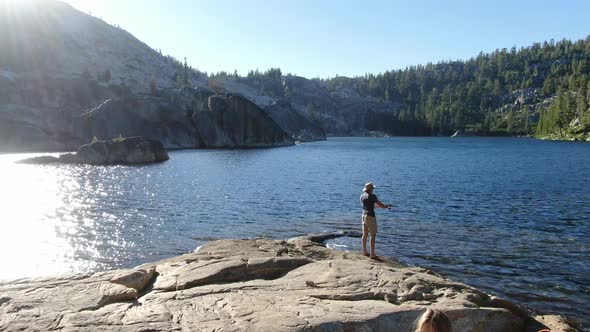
[0,137,588,327]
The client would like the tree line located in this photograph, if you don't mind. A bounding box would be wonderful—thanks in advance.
[207,37,590,136]
[317,37,589,135]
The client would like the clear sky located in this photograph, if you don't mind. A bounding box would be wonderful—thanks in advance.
[63,0,590,78]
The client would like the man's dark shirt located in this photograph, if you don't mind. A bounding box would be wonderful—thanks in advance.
[360,192,378,217]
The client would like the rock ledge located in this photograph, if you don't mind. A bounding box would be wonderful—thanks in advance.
[0,232,581,331]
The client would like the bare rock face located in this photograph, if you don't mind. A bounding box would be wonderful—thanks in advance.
[263,99,326,142]
[0,1,185,94]
[0,232,577,332]
[72,96,203,150]
[0,3,296,152]
[192,93,294,148]
[0,76,203,152]
[281,75,408,136]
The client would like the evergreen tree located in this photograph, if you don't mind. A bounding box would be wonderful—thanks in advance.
[183,57,190,87]
[506,109,515,134]
[523,106,530,134]
[209,36,590,137]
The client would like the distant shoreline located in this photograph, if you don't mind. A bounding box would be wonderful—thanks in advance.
[3,135,589,155]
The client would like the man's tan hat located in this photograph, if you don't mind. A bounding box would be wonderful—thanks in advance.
[363,182,375,192]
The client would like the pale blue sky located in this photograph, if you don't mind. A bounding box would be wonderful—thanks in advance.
[64,0,590,78]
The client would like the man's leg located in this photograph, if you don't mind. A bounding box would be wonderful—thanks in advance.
[370,234,376,258]
[362,223,369,256]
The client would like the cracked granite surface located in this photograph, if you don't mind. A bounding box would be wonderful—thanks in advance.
[0,233,579,331]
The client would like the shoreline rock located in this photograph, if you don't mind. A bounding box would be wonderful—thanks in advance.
[16,136,169,165]
[536,134,590,142]
[451,129,476,137]
[0,232,581,331]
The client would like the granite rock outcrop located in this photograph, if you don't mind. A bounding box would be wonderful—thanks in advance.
[0,232,580,332]
[192,92,293,148]
[17,136,169,165]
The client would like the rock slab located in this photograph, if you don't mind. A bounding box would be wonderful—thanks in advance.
[0,233,581,331]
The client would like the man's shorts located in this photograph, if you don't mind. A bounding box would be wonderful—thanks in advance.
[362,214,377,236]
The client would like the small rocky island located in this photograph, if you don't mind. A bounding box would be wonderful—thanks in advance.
[0,233,579,331]
[17,136,169,165]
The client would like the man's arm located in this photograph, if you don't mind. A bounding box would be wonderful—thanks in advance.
[375,200,391,209]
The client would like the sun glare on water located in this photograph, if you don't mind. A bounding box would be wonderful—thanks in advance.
[0,154,104,280]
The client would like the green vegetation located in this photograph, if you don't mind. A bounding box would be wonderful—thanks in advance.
[215,37,590,137]
[211,68,285,98]
[331,37,590,136]
[536,79,590,140]
[208,78,224,94]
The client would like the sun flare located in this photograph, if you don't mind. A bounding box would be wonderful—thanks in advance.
[0,154,85,279]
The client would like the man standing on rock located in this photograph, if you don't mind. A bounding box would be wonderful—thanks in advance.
[360,182,391,259]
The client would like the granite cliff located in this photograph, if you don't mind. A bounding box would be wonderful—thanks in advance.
[0,1,295,152]
[2,1,588,150]
[263,99,326,142]
[192,90,293,148]
[0,1,404,152]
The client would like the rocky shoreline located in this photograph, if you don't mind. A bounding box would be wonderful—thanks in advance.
[537,134,590,142]
[0,232,580,331]
[16,137,169,165]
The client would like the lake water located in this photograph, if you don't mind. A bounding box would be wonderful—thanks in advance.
[0,137,588,327]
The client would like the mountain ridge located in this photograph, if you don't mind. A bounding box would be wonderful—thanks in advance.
[1,1,588,151]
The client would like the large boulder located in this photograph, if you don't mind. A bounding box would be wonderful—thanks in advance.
[192,87,215,113]
[76,137,169,164]
[192,93,293,148]
[207,95,227,112]
[17,137,169,165]
[0,232,579,331]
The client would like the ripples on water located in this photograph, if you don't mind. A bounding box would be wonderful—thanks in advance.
[0,137,588,327]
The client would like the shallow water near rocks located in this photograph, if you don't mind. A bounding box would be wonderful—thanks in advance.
[0,137,588,328]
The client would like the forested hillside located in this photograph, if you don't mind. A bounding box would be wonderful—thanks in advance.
[347,37,590,137]
[216,37,590,138]
[2,0,588,148]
